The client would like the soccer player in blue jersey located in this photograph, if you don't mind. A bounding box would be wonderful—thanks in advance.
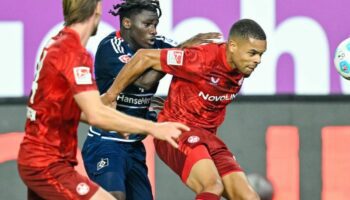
[81,1,220,200]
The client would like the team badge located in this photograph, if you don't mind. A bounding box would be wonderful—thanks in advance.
[97,158,109,171]
[73,66,92,85]
[76,182,90,196]
[167,50,184,66]
[187,136,200,144]
[119,55,131,63]
[210,77,220,85]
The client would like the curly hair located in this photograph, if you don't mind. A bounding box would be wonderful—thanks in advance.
[109,0,162,23]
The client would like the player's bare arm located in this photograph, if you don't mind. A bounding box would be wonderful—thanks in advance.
[132,32,222,90]
[177,32,222,48]
[103,49,162,103]
[75,90,189,148]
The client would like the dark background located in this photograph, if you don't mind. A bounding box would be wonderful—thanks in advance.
[1,96,349,200]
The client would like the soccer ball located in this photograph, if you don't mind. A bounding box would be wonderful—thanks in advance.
[334,37,350,80]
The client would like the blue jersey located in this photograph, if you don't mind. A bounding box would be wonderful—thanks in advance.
[89,31,176,142]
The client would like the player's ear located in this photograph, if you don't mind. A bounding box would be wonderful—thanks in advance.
[228,39,237,53]
[122,18,132,29]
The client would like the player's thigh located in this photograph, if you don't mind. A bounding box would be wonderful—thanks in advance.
[221,171,259,200]
[185,146,223,194]
[90,187,116,200]
[83,141,128,192]
[90,155,128,193]
[125,161,153,200]
[18,163,99,200]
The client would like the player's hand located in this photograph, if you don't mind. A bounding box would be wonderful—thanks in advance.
[118,132,130,139]
[150,122,190,148]
[178,32,222,48]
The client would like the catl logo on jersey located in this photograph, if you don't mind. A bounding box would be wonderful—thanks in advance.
[167,50,184,66]
[73,66,92,85]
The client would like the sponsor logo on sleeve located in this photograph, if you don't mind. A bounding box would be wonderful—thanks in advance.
[167,50,184,66]
[73,66,92,85]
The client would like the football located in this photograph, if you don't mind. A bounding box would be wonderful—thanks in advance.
[334,37,350,80]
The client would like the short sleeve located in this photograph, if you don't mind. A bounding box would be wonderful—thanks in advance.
[60,51,97,95]
[160,47,205,82]
[94,39,130,93]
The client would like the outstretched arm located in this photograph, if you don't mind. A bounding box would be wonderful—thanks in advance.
[177,32,222,48]
[76,90,189,148]
[102,49,163,103]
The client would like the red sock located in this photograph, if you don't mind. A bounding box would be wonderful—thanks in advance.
[195,192,220,200]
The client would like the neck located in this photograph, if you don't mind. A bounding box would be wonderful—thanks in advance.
[68,20,94,47]
[225,44,235,69]
[120,29,140,52]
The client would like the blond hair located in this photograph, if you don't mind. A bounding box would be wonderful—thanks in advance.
[62,0,101,26]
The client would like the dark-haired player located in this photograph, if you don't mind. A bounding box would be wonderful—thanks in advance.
[103,18,267,200]
[17,0,190,199]
[81,1,220,200]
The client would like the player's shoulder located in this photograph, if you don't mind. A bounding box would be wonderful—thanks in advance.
[154,35,178,48]
[196,42,222,56]
[97,31,126,55]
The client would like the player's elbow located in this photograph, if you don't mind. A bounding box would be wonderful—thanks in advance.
[135,49,160,70]
[83,108,105,127]
[84,114,101,127]
[136,49,152,64]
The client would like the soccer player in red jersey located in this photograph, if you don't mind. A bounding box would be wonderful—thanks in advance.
[103,19,267,200]
[17,0,189,199]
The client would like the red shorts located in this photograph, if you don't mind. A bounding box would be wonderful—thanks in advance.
[18,161,99,200]
[154,126,243,183]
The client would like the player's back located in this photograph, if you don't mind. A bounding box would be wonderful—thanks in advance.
[18,27,96,167]
[159,43,244,130]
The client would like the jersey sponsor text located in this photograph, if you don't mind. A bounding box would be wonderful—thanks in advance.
[198,91,236,102]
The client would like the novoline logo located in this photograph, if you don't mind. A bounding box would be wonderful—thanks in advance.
[198,91,235,101]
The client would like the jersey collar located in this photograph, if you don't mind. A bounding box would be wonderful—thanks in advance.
[116,30,122,39]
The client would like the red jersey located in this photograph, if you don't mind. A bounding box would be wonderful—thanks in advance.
[18,27,97,167]
[159,43,244,130]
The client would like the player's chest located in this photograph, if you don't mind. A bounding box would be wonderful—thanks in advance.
[197,68,244,94]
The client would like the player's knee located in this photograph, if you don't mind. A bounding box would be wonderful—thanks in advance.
[202,177,224,195]
[109,191,126,200]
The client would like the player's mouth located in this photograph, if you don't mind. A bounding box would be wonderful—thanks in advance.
[148,37,155,45]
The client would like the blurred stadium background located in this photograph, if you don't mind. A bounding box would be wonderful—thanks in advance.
[1,0,350,199]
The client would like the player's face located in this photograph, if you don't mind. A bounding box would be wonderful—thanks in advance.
[228,37,267,77]
[129,10,159,49]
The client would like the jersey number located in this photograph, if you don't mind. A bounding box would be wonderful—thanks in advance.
[29,50,48,104]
